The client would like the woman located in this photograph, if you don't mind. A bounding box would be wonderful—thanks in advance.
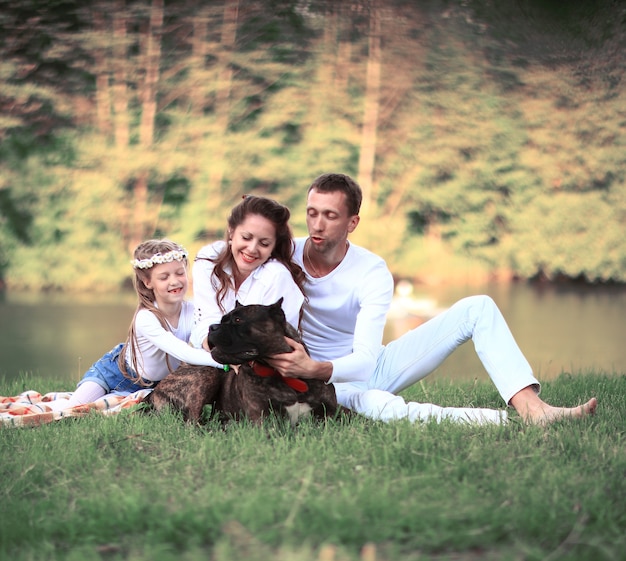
[190,195,306,351]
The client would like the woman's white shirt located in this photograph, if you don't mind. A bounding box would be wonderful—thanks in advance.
[190,241,304,349]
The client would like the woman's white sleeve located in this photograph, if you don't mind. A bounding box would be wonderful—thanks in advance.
[190,258,224,348]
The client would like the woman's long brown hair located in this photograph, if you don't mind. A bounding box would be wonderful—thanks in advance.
[199,195,306,315]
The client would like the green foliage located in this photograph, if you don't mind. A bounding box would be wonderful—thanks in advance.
[0,0,625,289]
[507,191,626,281]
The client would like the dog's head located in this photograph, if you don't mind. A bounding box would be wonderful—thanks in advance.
[207,298,297,365]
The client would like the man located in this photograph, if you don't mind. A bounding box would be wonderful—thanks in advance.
[268,173,597,424]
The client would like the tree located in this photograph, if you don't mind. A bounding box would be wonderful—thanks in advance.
[356,0,381,214]
[131,0,164,250]
[1,0,625,288]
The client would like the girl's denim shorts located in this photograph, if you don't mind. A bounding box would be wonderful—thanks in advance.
[77,343,157,395]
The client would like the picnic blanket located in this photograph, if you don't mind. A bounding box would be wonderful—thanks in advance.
[0,389,153,428]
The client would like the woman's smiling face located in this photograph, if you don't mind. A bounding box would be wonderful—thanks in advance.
[229,213,277,281]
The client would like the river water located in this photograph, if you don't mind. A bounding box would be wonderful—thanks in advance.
[1,282,624,385]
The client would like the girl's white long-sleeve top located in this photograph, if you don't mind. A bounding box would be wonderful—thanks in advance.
[128,300,221,382]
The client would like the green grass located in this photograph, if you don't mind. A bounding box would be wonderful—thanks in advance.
[1,372,624,561]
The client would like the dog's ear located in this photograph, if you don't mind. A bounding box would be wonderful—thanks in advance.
[235,300,243,309]
[269,298,286,323]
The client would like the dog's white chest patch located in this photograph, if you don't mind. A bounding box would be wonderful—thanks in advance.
[285,402,313,424]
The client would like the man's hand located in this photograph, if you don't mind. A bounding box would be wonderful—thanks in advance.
[267,337,333,382]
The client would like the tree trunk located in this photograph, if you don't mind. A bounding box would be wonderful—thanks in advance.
[214,0,237,133]
[189,7,210,118]
[306,3,341,156]
[92,5,112,138]
[131,0,164,250]
[357,0,381,215]
[317,5,337,117]
[112,0,129,149]
[335,18,352,91]
[207,0,238,196]
[139,0,163,147]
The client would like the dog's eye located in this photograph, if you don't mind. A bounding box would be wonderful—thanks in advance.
[233,317,242,323]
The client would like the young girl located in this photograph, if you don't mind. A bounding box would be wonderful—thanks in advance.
[190,195,306,351]
[49,239,222,411]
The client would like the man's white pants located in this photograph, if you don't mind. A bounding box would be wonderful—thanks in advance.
[335,295,540,424]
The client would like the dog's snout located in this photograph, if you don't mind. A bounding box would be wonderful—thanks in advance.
[207,323,222,350]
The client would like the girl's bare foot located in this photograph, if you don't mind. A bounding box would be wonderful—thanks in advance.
[510,387,597,425]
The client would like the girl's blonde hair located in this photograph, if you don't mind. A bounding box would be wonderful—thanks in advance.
[119,239,188,386]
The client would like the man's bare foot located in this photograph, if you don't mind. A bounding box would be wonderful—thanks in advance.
[510,387,597,425]
[523,398,597,425]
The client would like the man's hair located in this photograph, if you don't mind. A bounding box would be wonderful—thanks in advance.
[308,173,362,216]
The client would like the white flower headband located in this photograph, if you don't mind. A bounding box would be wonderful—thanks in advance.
[131,249,188,270]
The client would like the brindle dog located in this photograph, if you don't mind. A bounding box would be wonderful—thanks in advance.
[143,299,340,425]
